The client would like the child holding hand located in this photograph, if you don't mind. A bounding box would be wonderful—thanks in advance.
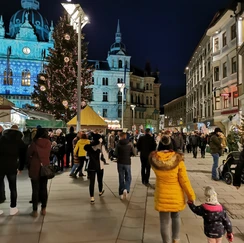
[188,186,233,243]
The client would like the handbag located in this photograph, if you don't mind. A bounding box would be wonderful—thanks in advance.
[35,143,55,179]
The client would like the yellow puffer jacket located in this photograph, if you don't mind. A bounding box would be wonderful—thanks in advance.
[74,139,90,157]
[149,151,195,212]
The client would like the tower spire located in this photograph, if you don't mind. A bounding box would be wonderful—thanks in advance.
[115,19,122,43]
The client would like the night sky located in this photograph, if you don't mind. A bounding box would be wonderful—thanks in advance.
[0,0,231,107]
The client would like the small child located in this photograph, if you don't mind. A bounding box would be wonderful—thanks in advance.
[188,186,233,243]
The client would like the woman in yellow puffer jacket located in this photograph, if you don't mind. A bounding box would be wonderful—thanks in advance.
[149,135,196,243]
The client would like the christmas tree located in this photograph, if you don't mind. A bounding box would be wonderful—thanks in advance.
[31,15,93,122]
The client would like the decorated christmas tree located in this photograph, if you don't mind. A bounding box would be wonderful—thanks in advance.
[31,15,93,121]
[227,127,239,152]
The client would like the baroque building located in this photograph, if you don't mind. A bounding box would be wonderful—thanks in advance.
[0,0,53,108]
[89,21,161,132]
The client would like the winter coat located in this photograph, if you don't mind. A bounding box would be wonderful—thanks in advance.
[0,129,26,176]
[74,138,90,157]
[171,133,184,150]
[84,142,103,171]
[188,203,232,238]
[72,137,80,165]
[27,138,51,180]
[137,134,156,159]
[65,132,77,149]
[114,139,136,165]
[233,149,244,187]
[190,135,200,146]
[209,134,222,154]
[149,151,195,212]
[199,137,207,148]
[108,134,116,149]
[56,134,65,154]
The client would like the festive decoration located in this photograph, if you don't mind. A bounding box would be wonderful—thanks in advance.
[227,127,239,152]
[64,57,69,63]
[40,85,46,91]
[31,15,93,121]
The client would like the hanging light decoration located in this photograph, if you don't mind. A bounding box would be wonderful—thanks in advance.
[62,100,68,107]
[40,85,46,91]
[64,57,70,63]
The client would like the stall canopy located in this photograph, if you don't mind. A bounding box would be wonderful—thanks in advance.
[26,120,66,128]
[67,106,107,127]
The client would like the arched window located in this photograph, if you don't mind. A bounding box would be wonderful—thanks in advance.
[150,84,153,90]
[138,96,140,104]
[102,77,108,85]
[131,94,134,103]
[118,78,123,83]
[22,69,31,86]
[119,60,123,68]
[4,68,13,85]
[125,60,128,68]
[146,83,149,90]
[150,97,153,105]
[102,78,105,85]
[118,91,122,104]
[146,96,149,105]
[135,94,137,104]
[141,95,143,104]
[103,92,108,102]
[106,78,108,85]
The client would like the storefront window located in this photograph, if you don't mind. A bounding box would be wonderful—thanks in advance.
[223,96,229,108]
[233,91,238,107]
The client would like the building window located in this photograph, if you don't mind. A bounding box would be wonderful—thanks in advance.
[222,32,227,47]
[103,109,107,118]
[214,66,219,81]
[208,61,210,72]
[3,69,13,85]
[233,91,238,107]
[150,97,152,105]
[146,96,149,105]
[21,70,31,86]
[118,91,122,104]
[102,77,108,85]
[118,78,123,83]
[231,23,236,40]
[214,38,219,52]
[208,82,211,94]
[223,62,227,78]
[146,83,149,90]
[150,84,153,90]
[215,91,221,110]
[232,56,237,74]
[102,92,108,102]
[131,94,134,103]
[119,60,123,68]
[223,96,229,108]
[208,42,211,52]
[118,109,122,118]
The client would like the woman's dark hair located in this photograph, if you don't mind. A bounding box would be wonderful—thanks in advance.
[81,133,87,139]
[33,128,48,142]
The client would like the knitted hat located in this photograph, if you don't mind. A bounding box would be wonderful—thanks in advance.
[56,129,62,135]
[204,186,219,205]
[159,135,173,151]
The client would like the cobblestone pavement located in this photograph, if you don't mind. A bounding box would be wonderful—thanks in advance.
[0,152,244,243]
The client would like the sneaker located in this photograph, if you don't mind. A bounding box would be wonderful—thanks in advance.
[120,194,124,200]
[123,189,127,199]
[0,210,3,215]
[90,197,95,204]
[30,211,38,218]
[10,207,18,216]
[99,190,105,196]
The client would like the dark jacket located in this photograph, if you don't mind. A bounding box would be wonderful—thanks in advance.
[56,134,66,154]
[171,132,184,150]
[233,149,244,187]
[209,134,222,154]
[188,202,232,238]
[0,129,26,176]
[84,142,103,171]
[190,135,200,146]
[137,134,156,158]
[27,138,51,180]
[199,136,207,148]
[65,131,77,149]
[114,139,135,165]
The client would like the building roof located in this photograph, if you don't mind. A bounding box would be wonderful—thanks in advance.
[67,105,107,127]
[163,95,186,107]
[88,60,110,71]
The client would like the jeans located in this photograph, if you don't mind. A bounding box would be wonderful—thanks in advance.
[211,153,219,179]
[75,156,86,175]
[66,147,74,168]
[70,164,79,175]
[31,177,48,211]
[140,157,151,184]
[89,170,104,197]
[159,212,181,243]
[207,238,222,243]
[0,174,17,208]
[200,146,206,158]
[0,177,6,201]
[117,164,132,195]
[192,146,198,158]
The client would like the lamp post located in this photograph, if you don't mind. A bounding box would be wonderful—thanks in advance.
[117,83,125,129]
[61,1,89,132]
[130,104,136,130]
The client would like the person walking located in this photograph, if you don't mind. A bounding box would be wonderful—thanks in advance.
[137,128,156,186]
[199,133,207,158]
[171,128,184,152]
[149,135,195,243]
[65,126,76,168]
[27,128,51,217]
[56,129,65,172]
[0,125,26,216]
[108,131,116,160]
[188,186,233,243]
[190,131,200,158]
[209,128,223,181]
[233,146,244,189]
[84,134,105,204]
[114,132,136,199]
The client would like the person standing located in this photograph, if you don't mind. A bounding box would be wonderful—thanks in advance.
[171,128,184,152]
[149,135,195,243]
[137,128,156,186]
[209,128,223,181]
[190,131,200,158]
[65,126,76,168]
[0,125,26,216]
[114,132,136,199]
[56,129,66,172]
[27,128,51,217]
[108,131,116,160]
[0,125,5,204]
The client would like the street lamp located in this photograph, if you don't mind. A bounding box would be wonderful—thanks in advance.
[117,83,125,129]
[130,104,136,130]
[61,1,89,132]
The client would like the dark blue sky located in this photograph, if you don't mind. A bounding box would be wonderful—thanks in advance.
[1,0,231,106]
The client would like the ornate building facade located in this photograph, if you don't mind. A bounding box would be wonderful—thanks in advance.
[89,21,161,132]
[0,0,53,108]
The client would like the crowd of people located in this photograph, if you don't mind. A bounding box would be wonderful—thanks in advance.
[0,124,242,243]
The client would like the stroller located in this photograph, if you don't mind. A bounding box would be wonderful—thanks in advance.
[218,151,244,185]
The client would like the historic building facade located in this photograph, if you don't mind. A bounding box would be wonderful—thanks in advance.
[89,21,161,132]
[0,0,53,108]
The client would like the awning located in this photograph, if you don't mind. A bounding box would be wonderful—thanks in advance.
[25,120,66,128]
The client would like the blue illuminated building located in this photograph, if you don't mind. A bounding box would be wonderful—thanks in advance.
[0,0,53,108]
